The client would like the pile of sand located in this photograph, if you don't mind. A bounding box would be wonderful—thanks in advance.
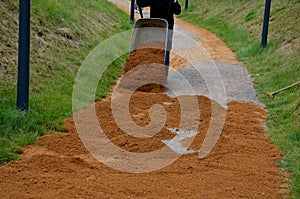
[122,42,166,93]
[0,91,286,198]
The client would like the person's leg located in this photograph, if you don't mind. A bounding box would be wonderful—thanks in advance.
[165,51,170,69]
[165,29,173,77]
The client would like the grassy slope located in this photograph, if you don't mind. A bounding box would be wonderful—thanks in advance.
[178,0,299,197]
[0,0,130,163]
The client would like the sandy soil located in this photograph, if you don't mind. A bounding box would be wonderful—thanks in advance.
[123,43,166,93]
[174,19,241,65]
[0,93,286,198]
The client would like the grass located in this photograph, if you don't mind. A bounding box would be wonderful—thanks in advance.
[0,0,131,164]
[179,0,299,197]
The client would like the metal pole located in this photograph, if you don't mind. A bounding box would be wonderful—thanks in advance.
[130,0,135,22]
[261,0,271,48]
[17,0,30,111]
[185,0,188,10]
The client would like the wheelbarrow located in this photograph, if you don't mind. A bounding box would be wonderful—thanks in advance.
[130,17,169,77]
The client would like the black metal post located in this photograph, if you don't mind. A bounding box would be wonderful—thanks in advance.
[17,0,30,111]
[185,0,188,10]
[261,0,271,48]
[130,0,135,22]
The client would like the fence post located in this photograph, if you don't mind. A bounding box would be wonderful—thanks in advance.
[17,0,31,111]
[185,0,189,10]
[261,0,272,48]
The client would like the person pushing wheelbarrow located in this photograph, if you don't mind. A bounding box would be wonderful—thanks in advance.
[136,0,181,70]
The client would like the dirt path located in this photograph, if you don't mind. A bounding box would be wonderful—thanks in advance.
[0,1,288,198]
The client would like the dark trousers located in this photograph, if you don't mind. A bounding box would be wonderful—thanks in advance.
[165,29,173,77]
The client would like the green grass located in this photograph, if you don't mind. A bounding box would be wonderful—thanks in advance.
[0,0,130,164]
[179,0,299,197]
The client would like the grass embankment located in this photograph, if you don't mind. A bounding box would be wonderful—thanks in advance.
[179,0,299,197]
[0,0,130,163]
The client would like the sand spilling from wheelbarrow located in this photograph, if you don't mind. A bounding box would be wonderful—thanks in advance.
[0,91,287,198]
[122,41,166,93]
